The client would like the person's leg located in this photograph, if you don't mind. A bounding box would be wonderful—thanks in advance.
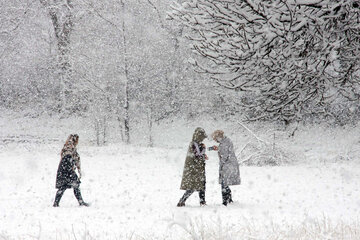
[227,187,233,203]
[198,190,206,206]
[53,186,67,207]
[221,182,230,206]
[73,187,89,206]
[177,190,194,206]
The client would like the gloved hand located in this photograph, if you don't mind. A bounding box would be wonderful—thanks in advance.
[208,145,218,151]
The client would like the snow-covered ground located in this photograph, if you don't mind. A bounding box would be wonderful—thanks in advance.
[1,110,360,239]
[1,143,360,239]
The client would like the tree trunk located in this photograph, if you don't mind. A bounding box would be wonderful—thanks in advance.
[40,0,74,114]
[103,116,107,145]
[147,108,154,147]
[117,116,125,142]
[120,0,130,144]
[95,118,100,146]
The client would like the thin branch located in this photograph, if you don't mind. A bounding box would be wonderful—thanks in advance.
[145,0,165,29]
[79,0,123,33]
[237,121,269,145]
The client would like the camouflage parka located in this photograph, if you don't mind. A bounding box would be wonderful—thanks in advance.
[180,128,208,191]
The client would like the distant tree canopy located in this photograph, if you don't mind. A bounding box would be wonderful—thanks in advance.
[0,0,223,144]
[169,0,360,123]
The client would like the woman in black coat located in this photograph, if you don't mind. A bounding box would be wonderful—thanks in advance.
[53,134,89,207]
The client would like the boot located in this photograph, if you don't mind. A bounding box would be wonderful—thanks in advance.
[228,194,233,204]
[74,187,89,207]
[227,189,233,204]
[199,190,206,206]
[79,201,90,207]
[200,200,207,206]
[53,188,65,207]
[177,190,194,207]
[222,192,228,206]
[177,201,185,207]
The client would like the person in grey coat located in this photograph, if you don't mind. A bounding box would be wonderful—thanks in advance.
[209,130,241,206]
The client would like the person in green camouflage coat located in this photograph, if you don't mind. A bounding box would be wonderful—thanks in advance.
[177,127,208,207]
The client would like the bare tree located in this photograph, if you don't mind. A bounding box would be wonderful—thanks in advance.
[1,0,222,146]
[120,0,131,144]
[169,0,360,123]
[39,0,75,113]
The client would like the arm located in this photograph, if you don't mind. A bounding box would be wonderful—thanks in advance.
[74,151,81,178]
[192,142,207,161]
[218,143,230,165]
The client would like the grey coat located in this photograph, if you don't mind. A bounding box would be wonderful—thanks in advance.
[218,137,241,186]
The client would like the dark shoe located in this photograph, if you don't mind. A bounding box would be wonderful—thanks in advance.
[79,201,90,207]
[222,201,228,206]
[200,201,206,206]
[228,199,234,204]
[53,203,59,207]
[177,202,185,207]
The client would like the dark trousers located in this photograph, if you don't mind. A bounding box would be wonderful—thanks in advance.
[179,190,206,204]
[221,182,232,204]
[53,186,84,206]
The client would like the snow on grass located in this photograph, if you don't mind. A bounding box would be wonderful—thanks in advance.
[1,109,360,239]
[0,141,360,239]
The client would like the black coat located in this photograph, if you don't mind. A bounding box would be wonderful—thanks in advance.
[55,155,80,189]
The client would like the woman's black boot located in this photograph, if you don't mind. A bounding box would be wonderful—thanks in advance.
[53,188,65,207]
[74,187,89,207]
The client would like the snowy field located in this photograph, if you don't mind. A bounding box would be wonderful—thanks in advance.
[1,111,360,239]
[1,143,360,239]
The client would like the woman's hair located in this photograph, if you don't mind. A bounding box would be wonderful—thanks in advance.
[211,130,224,140]
[73,134,79,145]
[65,134,79,146]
